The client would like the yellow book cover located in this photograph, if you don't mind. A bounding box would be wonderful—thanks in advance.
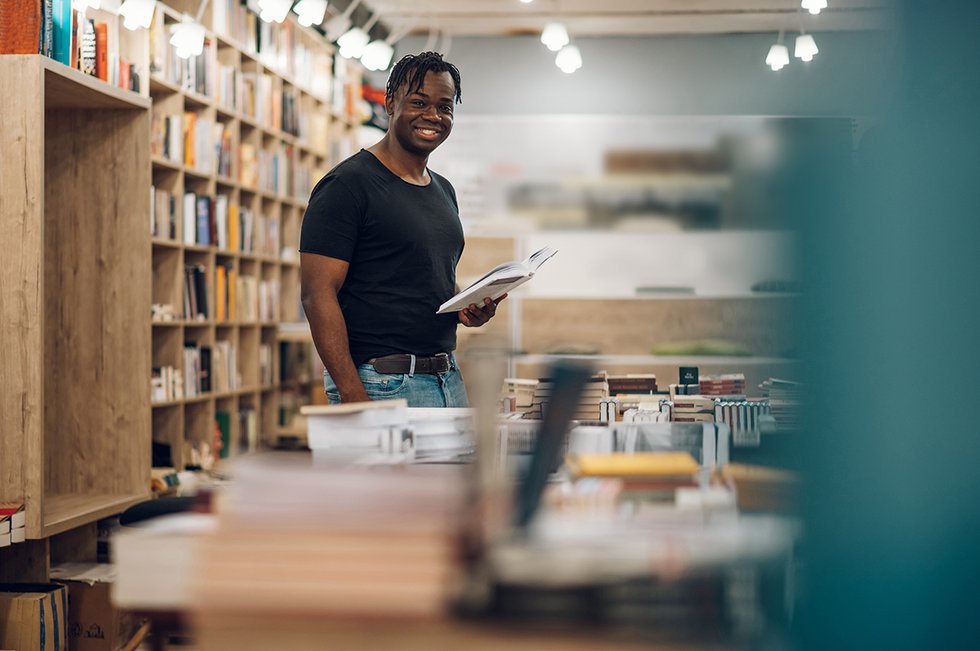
[216,265,227,322]
[228,201,239,252]
[566,451,699,478]
[184,111,196,168]
[228,269,236,321]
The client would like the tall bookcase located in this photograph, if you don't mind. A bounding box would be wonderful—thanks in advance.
[0,55,152,539]
[147,1,362,467]
[1,1,364,540]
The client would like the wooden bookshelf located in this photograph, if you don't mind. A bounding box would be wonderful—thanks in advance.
[147,1,360,464]
[0,55,152,539]
[1,3,361,551]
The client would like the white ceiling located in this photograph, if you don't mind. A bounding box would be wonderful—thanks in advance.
[358,0,891,38]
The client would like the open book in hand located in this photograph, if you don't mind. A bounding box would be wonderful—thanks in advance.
[437,246,557,314]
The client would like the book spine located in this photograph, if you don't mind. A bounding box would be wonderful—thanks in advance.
[79,18,96,75]
[94,21,107,81]
[51,0,71,65]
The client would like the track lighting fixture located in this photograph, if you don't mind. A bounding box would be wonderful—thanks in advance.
[293,0,329,27]
[119,0,155,30]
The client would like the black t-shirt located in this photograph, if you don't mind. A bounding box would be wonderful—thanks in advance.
[300,149,464,365]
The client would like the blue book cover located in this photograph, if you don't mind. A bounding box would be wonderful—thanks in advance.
[197,196,211,245]
[51,0,72,66]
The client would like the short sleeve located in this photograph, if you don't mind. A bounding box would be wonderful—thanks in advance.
[299,174,362,261]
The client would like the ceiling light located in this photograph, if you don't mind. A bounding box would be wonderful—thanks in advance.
[794,33,818,61]
[801,0,828,15]
[170,14,206,59]
[294,0,329,27]
[361,39,394,71]
[541,23,569,52]
[555,44,582,74]
[119,0,155,30]
[325,0,362,41]
[766,43,790,71]
[338,27,370,59]
[520,0,534,3]
[259,0,292,24]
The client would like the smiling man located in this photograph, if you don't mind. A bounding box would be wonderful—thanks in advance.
[300,52,502,407]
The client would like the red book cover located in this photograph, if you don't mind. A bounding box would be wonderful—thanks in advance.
[94,21,107,81]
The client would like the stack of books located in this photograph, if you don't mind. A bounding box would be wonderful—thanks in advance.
[758,378,801,432]
[0,503,26,547]
[193,460,458,620]
[566,451,700,502]
[606,374,660,415]
[671,395,717,423]
[408,408,475,461]
[525,375,609,422]
[698,374,747,399]
[301,400,410,464]
[500,378,538,415]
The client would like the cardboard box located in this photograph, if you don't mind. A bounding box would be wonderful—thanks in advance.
[0,583,69,651]
[51,563,137,651]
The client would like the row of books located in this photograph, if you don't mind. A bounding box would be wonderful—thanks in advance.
[151,365,183,402]
[504,373,660,422]
[184,263,280,323]
[214,406,260,459]
[183,340,245,399]
[149,11,213,96]
[211,0,334,101]
[0,2,144,92]
[177,191,279,256]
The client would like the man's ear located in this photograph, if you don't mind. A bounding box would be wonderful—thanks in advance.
[384,93,395,117]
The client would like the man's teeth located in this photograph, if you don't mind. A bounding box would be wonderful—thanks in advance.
[418,128,437,135]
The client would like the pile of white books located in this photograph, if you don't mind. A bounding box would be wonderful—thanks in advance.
[301,399,410,464]
[408,408,475,461]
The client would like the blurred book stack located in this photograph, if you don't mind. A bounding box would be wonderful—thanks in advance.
[408,408,475,461]
[758,378,801,432]
[670,395,717,423]
[566,451,700,502]
[301,399,410,464]
[500,378,538,416]
[606,374,660,414]
[525,374,609,421]
[697,373,747,399]
[194,460,459,620]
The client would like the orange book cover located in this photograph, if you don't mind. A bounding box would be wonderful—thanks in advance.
[184,112,196,168]
[228,269,236,321]
[216,265,227,322]
[95,22,108,81]
[228,202,239,252]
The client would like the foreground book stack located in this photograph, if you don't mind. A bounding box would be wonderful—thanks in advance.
[193,459,458,620]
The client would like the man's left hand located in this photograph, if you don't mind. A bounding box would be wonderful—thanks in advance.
[458,294,507,327]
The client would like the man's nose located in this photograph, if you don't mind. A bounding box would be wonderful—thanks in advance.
[421,105,440,120]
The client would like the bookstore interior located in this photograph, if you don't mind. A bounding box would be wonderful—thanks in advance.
[2,1,978,650]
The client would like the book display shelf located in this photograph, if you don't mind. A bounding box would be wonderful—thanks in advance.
[146,1,361,468]
[0,54,152,539]
[1,2,363,544]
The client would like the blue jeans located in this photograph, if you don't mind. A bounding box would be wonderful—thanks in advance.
[323,354,469,408]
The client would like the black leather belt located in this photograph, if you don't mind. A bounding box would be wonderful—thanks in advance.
[368,352,451,375]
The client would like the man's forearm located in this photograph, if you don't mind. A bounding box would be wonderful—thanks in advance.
[303,293,370,403]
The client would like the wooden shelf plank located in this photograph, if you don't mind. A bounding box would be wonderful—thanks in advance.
[42,492,150,538]
[38,56,150,110]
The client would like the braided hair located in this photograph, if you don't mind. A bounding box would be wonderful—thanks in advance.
[385,51,462,104]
